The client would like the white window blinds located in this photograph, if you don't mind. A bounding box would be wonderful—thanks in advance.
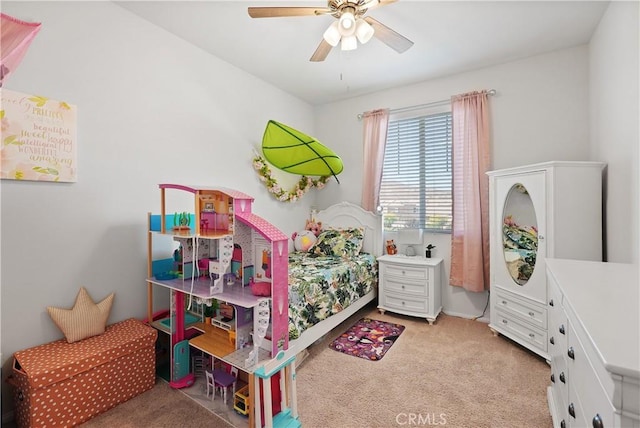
[380,111,453,232]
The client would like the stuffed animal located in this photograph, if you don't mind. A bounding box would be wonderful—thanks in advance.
[292,230,317,252]
[386,239,397,255]
[305,219,322,237]
[291,219,323,252]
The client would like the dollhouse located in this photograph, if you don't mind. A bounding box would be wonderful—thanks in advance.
[145,184,298,428]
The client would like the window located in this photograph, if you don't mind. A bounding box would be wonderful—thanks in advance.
[379,110,453,232]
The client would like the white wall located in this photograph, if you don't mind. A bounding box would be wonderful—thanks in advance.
[0,1,317,417]
[313,46,593,319]
[589,0,640,264]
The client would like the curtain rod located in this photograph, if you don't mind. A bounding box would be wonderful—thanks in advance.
[357,89,497,120]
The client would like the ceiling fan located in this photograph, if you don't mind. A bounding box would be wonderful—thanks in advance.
[248,0,414,62]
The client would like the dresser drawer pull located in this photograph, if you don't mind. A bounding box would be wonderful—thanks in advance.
[567,347,575,360]
[402,301,405,305]
[559,372,565,383]
[550,336,554,345]
[550,374,555,383]
[560,420,566,428]
[502,300,507,305]
[528,311,535,317]
[568,403,575,418]
[401,285,405,289]
[502,319,508,324]
[402,270,406,275]
[549,299,554,307]
[592,414,603,428]
[528,333,535,338]
[559,325,565,335]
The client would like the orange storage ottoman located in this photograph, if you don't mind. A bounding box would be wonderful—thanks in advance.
[11,318,157,428]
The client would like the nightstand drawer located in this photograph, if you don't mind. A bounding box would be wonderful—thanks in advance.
[382,293,428,313]
[383,276,428,297]
[383,263,429,281]
[494,288,547,330]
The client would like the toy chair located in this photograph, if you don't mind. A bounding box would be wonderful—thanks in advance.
[230,366,239,395]
[205,370,215,401]
[212,367,237,404]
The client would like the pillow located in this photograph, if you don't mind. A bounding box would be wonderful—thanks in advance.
[47,287,114,343]
[292,230,318,252]
[309,227,365,258]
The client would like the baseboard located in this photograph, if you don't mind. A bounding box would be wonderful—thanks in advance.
[442,310,489,324]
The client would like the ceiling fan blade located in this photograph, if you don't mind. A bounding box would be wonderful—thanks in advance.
[364,16,414,53]
[248,6,331,18]
[310,39,333,62]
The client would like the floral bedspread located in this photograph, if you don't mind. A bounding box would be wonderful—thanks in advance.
[288,251,377,340]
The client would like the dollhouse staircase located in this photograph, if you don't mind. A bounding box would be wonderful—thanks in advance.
[209,235,234,294]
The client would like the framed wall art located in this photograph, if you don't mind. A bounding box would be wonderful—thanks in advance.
[1,88,77,182]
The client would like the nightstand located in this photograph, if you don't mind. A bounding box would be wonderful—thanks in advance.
[377,254,443,324]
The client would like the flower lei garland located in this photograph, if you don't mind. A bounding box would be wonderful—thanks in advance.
[253,154,330,202]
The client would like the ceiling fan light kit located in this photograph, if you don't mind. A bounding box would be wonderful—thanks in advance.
[323,21,341,46]
[341,35,358,51]
[248,0,414,62]
[355,18,374,44]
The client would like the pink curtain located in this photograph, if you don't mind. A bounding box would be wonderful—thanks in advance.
[1,13,42,87]
[360,108,389,212]
[449,91,491,292]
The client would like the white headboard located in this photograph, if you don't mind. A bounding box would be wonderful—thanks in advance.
[315,201,383,257]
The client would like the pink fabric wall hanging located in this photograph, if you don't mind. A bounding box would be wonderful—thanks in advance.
[1,13,42,87]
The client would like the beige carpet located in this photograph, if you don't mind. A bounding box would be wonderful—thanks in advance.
[296,304,553,428]
[61,302,551,428]
[79,379,233,428]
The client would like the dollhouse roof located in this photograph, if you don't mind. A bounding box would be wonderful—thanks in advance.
[158,184,254,201]
[236,212,288,242]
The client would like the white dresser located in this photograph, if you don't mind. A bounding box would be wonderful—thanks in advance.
[546,258,639,428]
[377,255,442,324]
[487,161,604,359]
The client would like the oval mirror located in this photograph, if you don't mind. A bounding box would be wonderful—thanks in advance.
[502,183,538,285]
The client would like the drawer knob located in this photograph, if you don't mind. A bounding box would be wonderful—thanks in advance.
[592,414,603,428]
[559,325,565,335]
[568,403,575,418]
[567,347,575,360]
[559,372,565,383]
[550,337,555,345]
[502,319,508,324]
[402,301,405,305]
[401,285,405,289]
[528,333,535,338]
[560,421,566,428]
[550,373,555,383]
[528,311,535,317]
[402,270,405,275]
[549,299,554,307]
[502,300,507,305]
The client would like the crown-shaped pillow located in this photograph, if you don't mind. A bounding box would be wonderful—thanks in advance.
[47,287,114,343]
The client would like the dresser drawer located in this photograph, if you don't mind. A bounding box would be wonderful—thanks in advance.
[567,324,615,428]
[495,309,548,351]
[383,276,428,297]
[494,288,547,330]
[550,354,568,411]
[383,263,429,282]
[382,293,428,314]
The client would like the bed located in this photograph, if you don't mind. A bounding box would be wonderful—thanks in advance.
[286,201,383,353]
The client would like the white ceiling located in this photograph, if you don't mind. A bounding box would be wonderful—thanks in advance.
[116,1,609,105]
